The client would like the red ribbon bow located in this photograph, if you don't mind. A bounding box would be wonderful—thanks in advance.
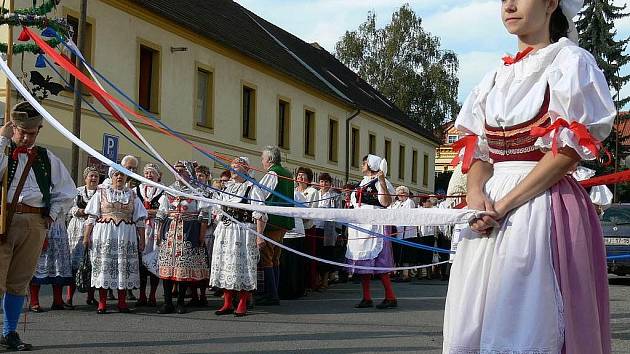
[450,135,478,174]
[502,47,534,66]
[12,146,34,160]
[530,118,601,157]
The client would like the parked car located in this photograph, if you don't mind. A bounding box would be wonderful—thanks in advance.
[601,204,630,276]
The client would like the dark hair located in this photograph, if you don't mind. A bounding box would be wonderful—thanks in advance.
[220,170,231,179]
[318,172,332,183]
[296,166,313,183]
[549,2,569,43]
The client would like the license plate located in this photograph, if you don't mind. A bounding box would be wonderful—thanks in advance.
[605,237,630,245]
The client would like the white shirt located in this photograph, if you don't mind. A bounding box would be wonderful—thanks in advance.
[295,186,319,229]
[0,136,76,221]
[456,38,616,163]
[389,198,418,239]
[250,170,278,222]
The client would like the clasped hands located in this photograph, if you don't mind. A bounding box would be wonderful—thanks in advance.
[466,190,511,236]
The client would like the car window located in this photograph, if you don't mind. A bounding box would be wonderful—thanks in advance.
[602,206,630,224]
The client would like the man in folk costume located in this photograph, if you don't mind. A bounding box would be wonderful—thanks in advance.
[251,146,294,306]
[0,101,75,351]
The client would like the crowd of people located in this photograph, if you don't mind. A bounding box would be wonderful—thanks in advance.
[24,143,459,321]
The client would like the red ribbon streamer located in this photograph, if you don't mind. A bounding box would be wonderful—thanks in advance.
[530,118,600,157]
[451,135,478,174]
[24,27,229,165]
[580,170,630,188]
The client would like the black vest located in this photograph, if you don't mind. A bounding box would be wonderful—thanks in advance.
[7,143,52,217]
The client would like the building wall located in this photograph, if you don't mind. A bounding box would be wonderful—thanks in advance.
[0,0,437,192]
[435,124,465,173]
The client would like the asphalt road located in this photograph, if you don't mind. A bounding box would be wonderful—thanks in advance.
[3,276,629,353]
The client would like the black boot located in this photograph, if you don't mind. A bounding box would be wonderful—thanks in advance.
[1,331,33,351]
[176,282,188,314]
[158,280,175,314]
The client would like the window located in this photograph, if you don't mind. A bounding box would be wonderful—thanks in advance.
[351,127,360,168]
[384,139,391,176]
[398,145,406,180]
[195,67,213,128]
[447,135,459,144]
[423,154,429,186]
[328,118,338,162]
[242,86,256,140]
[368,133,376,155]
[412,149,418,183]
[278,100,290,149]
[138,44,161,113]
[304,110,316,157]
[66,14,93,93]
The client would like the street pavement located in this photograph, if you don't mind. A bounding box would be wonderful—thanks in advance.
[3,276,629,353]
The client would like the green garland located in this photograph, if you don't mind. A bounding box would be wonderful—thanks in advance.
[1,0,58,16]
[0,15,70,36]
[0,38,61,54]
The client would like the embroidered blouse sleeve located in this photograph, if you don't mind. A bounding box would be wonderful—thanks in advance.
[132,193,148,226]
[454,73,495,170]
[84,189,101,225]
[156,194,169,221]
[536,47,616,160]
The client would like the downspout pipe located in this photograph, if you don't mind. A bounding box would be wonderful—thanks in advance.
[345,108,361,183]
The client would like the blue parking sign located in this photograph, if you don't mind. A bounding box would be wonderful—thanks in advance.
[102,134,119,162]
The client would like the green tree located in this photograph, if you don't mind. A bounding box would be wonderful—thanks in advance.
[335,5,459,136]
[577,0,630,106]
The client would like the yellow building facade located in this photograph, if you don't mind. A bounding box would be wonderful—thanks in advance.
[0,0,438,193]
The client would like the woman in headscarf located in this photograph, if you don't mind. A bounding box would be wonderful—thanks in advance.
[135,163,164,307]
[210,157,259,317]
[347,154,397,309]
[65,166,100,308]
[156,161,210,314]
[83,167,147,314]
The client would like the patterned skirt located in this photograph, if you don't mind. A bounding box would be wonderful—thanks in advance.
[90,221,140,290]
[158,216,209,282]
[32,220,73,285]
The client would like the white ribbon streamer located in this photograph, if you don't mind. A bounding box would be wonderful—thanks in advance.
[218,209,450,271]
[0,58,482,227]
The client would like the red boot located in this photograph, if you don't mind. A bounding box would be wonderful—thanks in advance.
[29,283,44,312]
[97,288,107,314]
[117,289,130,313]
[235,291,250,317]
[51,285,64,309]
[214,289,234,315]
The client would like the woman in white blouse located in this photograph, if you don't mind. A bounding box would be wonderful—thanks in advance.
[389,185,417,282]
[443,1,614,353]
[83,168,147,314]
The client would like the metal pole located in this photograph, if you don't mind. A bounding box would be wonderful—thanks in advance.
[614,69,620,203]
[0,0,14,237]
[71,0,87,183]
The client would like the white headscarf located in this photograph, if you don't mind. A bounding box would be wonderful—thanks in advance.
[366,154,388,175]
[235,156,254,178]
[560,0,583,43]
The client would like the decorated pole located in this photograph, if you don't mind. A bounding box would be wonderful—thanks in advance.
[0,0,14,237]
[70,0,86,182]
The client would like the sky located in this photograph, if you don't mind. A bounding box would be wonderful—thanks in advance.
[235,0,630,109]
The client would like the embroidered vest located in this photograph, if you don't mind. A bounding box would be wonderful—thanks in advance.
[484,88,551,163]
[97,188,135,225]
[355,178,385,208]
[136,184,163,210]
[7,143,52,216]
